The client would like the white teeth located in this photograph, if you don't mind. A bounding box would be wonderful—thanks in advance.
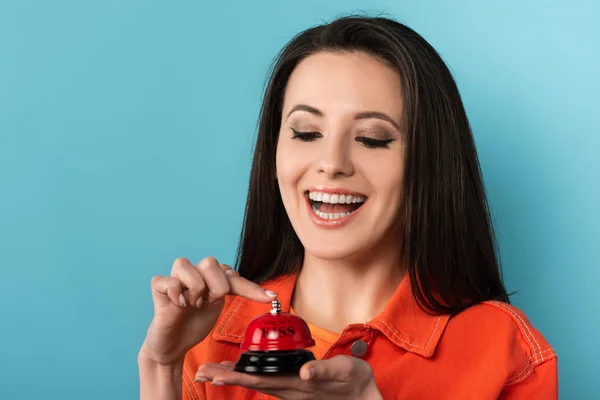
[313,208,351,220]
[311,202,351,220]
[307,191,366,204]
[309,191,365,220]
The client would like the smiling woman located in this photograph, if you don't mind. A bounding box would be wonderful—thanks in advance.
[138,15,557,400]
[275,51,406,262]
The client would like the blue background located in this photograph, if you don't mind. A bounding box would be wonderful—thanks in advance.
[1,1,598,398]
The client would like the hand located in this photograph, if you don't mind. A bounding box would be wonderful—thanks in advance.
[140,256,277,366]
[194,355,383,400]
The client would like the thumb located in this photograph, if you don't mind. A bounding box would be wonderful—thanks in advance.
[299,355,359,382]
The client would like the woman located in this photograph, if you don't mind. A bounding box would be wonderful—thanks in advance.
[139,15,557,399]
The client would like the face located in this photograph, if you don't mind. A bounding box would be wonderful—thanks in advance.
[276,51,406,262]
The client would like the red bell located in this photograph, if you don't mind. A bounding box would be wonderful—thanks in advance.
[234,300,316,375]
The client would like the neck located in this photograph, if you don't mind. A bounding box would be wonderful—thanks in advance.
[291,243,405,333]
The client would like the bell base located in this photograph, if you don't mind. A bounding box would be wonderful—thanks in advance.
[234,350,316,375]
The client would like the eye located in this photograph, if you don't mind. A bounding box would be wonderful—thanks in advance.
[356,137,395,149]
[291,128,322,142]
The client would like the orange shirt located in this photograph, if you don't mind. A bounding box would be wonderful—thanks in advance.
[183,272,557,399]
[289,306,339,361]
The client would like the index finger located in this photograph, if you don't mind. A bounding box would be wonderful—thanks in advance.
[227,274,278,303]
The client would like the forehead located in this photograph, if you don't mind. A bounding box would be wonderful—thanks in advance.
[283,51,403,119]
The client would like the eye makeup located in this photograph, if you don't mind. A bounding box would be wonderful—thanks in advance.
[354,126,396,148]
[290,127,321,142]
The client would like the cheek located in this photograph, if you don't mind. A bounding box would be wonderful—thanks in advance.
[275,146,293,185]
[276,139,313,181]
[361,152,405,203]
[275,141,309,194]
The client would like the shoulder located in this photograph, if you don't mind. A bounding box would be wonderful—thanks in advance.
[442,300,556,385]
[457,300,555,362]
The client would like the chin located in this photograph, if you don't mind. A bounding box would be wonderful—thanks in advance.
[300,237,372,262]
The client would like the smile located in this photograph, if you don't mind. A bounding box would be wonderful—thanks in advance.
[304,188,367,227]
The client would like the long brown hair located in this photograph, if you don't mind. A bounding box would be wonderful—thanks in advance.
[235,15,509,315]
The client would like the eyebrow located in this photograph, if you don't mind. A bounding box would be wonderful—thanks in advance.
[285,104,323,119]
[355,111,401,132]
[285,104,401,131]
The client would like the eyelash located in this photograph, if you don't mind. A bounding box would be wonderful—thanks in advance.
[290,128,394,149]
[357,137,395,149]
[291,129,321,142]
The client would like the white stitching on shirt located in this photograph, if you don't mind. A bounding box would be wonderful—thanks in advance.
[424,317,441,349]
[183,366,201,400]
[486,302,536,355]
[507,359,533,385]
[376,319,423,348]
[182,367,197,400]
[219,297,244,338]
[508,348,555,385]
[496,302,543,357]
[182,376,194,400]
[505,349,556,386]
[219,332,244,338]
[366,326,375,346]
[324,328,351,359]
[376,317,441,350]
[480,302,557,386]
[489,302,543,359]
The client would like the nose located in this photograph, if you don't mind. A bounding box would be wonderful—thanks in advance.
[316,135,354,178]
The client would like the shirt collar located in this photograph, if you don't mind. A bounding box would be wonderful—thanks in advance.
[212,271,450,358]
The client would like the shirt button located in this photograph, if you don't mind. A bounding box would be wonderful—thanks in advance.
[350,340,368,358]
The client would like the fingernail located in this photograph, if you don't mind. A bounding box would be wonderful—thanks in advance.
[225,270,239,277]
[265,290,277,298]
[178,294,186,307]
[194,377,207,382]
[308,368,315,379]
[195,298,203,308]
[211,380,225,386]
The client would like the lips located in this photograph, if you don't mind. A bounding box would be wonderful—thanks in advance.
[304,186,367,228]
